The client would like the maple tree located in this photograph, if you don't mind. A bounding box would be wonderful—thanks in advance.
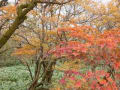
[0,0,74,90]
[0,0,73,49]
[0,0,120,90]
[50,25,120,90]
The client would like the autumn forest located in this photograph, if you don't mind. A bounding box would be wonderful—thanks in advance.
[0,0,120,90]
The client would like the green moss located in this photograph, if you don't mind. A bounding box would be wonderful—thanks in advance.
[0,1,36,49]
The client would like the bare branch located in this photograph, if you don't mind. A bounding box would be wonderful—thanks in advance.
[36,0,73,5]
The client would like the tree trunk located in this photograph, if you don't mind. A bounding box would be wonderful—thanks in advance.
[0,1,37,49]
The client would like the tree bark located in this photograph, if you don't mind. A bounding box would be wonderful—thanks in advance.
[0,1,37,49]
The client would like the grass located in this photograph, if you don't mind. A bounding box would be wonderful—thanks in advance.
[0,64,64,90]
[0,65,32,90]
[0,59,91,90]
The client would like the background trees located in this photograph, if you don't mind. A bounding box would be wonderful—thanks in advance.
[0,0,120,90]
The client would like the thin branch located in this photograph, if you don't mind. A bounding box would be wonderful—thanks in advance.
[14,33,36,47]
[26,62,33,81]
[36,0,73,5]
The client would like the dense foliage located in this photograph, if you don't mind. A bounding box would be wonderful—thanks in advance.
[0,0,120,90]
[51,26,120,89]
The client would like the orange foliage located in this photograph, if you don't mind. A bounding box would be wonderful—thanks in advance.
[0,5,17,19]
[52,26,120,89]
[12,44,36,56]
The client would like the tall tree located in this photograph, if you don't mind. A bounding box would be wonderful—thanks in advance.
[0,0,72,49]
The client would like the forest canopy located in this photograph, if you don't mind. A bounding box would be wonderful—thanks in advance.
[0,0,120,90]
